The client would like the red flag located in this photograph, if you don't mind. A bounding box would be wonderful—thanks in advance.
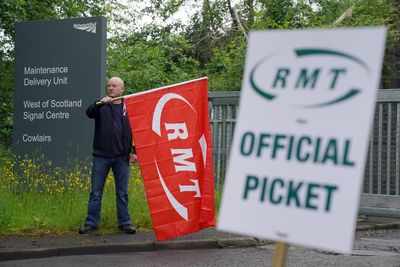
[124,77,215,241]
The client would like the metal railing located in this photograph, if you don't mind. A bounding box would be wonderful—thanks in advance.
[209,92,239,189]
[209,90,400,217]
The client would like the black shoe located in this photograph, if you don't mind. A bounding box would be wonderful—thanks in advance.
[119,224,136,234]
[78,224,98,234]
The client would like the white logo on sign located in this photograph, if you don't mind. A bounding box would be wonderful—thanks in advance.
[73,22,97,33]
[152,93,206,221]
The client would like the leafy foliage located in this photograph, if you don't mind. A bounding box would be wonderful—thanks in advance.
[107,32,201,92]
[0,0,399,147]
[206,34,247,91]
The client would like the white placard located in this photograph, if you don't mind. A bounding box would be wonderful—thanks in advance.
[218,28,386,253]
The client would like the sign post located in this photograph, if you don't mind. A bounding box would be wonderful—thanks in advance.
[272,242,288,267]
[218,28,386,254]
[13,17,106,166]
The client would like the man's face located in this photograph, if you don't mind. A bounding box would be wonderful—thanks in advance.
[107,78,124,98]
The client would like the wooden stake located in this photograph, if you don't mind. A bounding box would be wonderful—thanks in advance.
[96,96,124,105]
[272,242,288,267]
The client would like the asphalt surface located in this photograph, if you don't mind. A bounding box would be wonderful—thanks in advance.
[0,216,399,261]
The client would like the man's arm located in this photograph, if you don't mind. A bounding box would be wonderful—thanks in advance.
[86,101,100,118]
[86,97,113,118]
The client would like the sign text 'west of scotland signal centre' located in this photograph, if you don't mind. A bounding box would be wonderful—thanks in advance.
[13,17,106,166]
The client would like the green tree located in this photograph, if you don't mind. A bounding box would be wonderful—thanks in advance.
[108,32,201,93]
[206,34,247,91]
[339,0,400,88]
[208,0,399,91]
[1,0,399,146]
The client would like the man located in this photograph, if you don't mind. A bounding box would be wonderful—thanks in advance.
[79,77,137,234]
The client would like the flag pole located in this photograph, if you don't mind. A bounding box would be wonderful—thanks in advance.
[96,96,124,105]
[272,242,288,267]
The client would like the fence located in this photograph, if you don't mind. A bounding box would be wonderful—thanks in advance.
[208,90,400,218]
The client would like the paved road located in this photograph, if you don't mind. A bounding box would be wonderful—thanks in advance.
[2,229,399,267]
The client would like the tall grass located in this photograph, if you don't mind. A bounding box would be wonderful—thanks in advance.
[0,145,222,236]
[0,148,152,235]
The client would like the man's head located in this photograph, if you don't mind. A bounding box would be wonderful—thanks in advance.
[107,77,125,98]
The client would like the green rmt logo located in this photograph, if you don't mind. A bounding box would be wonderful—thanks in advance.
[249,48,370,108]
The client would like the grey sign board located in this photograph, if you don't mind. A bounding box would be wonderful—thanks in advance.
[13,17,106,166]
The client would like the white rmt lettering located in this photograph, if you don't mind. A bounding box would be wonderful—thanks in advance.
[165,123,188,141]
[151,92,200,221]
[179,179,201,197]
[171,148,197,172]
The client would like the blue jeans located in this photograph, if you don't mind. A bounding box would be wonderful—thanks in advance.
[84,155,131,227]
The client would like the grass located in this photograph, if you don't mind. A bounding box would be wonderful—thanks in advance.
[0,189,91,235]
[0,146,221,236]
[0,183,153,236]
[0,146,152,235]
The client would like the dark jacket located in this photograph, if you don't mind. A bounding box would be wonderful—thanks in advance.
[86,99,133,159]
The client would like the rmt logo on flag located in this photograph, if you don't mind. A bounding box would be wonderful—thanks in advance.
[124,77,215,241]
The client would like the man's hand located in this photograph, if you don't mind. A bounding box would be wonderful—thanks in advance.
[100,96,113,104]
[130,153,138,164]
